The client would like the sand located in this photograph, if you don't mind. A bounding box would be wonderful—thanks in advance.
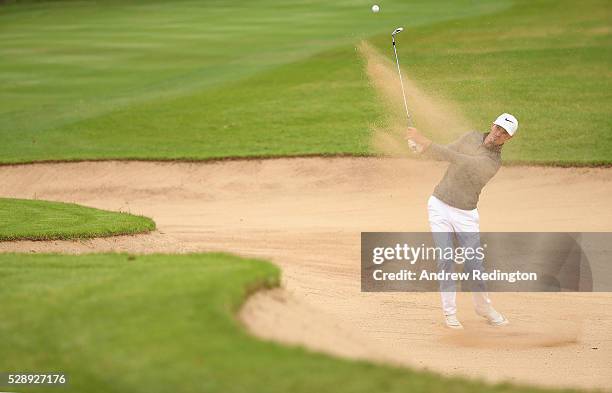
[1,158,611,391]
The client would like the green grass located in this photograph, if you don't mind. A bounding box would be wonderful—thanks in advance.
[0,252,577,393]
[0,1,609,164]
[0,198,155,241]
[1,0,506,162]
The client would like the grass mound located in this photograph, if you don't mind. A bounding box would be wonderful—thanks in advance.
[0,198,155,241]
[0,252,570,393]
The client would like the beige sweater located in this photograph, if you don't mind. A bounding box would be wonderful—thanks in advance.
[425,131,502,210]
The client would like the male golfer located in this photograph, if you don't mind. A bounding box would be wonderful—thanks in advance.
[405,113,518,329]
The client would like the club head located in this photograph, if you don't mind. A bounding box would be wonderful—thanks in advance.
[392,27,404,36]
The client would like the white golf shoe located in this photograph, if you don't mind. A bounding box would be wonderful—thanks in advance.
[444,314,464,329]
[476,307,509,326]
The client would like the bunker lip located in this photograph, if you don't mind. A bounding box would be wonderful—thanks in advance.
[2,155,611,168]
[1,157,611,391]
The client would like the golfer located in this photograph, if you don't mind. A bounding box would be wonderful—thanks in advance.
[405,113,518,329]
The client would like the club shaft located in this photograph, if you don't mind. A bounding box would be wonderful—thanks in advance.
[392,36,417,152]
[392,39,413,127]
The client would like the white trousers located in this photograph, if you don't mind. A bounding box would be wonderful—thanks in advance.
[427,195,491,316]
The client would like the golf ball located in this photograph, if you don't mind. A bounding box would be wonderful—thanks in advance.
[371,4,380,13]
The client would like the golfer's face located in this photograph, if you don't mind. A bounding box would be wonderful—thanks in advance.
[486,124,511,146]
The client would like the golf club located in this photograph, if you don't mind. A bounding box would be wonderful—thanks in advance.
[392,27,418,152]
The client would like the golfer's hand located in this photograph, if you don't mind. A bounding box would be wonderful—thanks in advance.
[405,127,432,150]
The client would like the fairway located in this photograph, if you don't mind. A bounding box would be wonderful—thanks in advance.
[0,198,154,241]
[1,0,609,164]
[0,0,508,163]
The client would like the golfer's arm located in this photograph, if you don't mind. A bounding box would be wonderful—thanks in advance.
[425,143,479,164]
[445,132,471,152]
[423,132,473,161]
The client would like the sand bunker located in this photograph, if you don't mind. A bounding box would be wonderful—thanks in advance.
[0,39,609,392]
[1,158,611,390]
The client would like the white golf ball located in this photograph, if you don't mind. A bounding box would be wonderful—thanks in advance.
[371,4,380,13]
